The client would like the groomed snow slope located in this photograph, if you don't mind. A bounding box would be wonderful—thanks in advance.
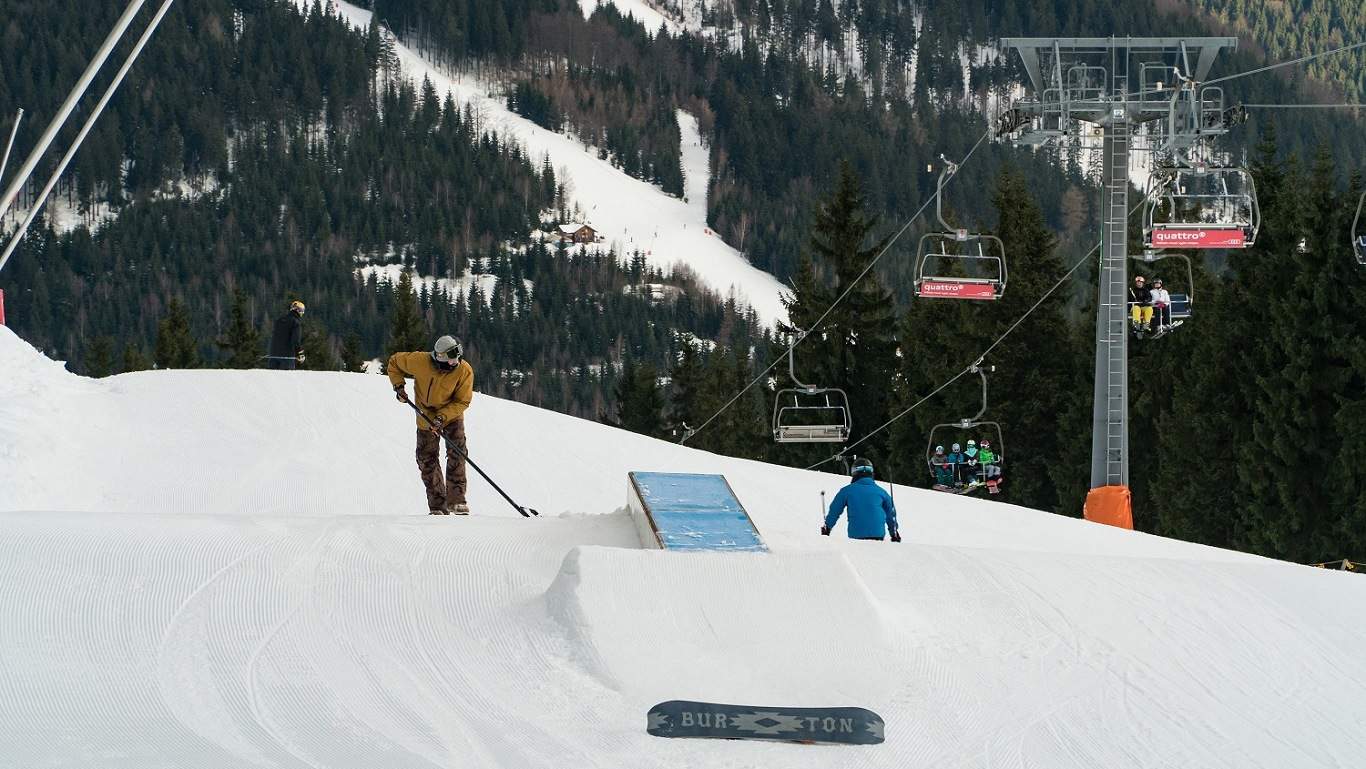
[307,0,788,325]
[3,325,1366,768]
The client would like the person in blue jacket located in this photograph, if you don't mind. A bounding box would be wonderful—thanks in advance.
[821,460,900,542]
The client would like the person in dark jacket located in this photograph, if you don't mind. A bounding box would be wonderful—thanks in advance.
[266,300,306,369]
[822,461,900,542]
[1129,276,1153,332]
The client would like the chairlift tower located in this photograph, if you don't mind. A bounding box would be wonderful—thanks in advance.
[997,37,1237,527]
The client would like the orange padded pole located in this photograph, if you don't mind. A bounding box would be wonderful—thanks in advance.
[1084,485,1133,529]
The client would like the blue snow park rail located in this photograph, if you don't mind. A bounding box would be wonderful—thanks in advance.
[627,472,767,552]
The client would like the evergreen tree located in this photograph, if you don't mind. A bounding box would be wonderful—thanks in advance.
[302,324,340,371]
[384,271,429,363]
[341,331,367,373]
[613,357,667,438]
[85,336,115,378]
[216,289,262,369]
[121,343,151,373]
[668,341,707,440]
[154,298,200,369]
[779,161,898,466]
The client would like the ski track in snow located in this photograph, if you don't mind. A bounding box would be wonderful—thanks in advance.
[4,327,1366,768]
[301,0,788,326]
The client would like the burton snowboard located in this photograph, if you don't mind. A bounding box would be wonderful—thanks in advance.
[647,700,884,745]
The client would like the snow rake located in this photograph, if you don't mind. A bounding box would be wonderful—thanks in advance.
[406,401,540,518]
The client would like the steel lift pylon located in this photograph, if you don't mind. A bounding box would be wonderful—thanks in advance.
[997,37,1238,528]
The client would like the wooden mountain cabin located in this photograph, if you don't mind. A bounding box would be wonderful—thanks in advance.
[557,223,597,244]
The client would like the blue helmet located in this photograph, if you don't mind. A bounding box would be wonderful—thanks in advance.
[851,462,875,480]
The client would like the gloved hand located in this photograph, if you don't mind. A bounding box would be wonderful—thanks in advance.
[820,526,830,536]
[430,414,446,433]
[394,386,409,403]
[890,531,902,543]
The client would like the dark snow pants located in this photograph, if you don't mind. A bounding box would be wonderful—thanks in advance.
[416,419,467,512]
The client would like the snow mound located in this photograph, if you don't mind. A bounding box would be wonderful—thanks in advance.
[3,327,1366,767]
[545,547,893,702]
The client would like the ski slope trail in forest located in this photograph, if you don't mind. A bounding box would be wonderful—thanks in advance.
[301,0,788,326]
[3,326,1366,768]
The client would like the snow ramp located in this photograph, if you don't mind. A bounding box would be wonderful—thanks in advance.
[545,546,894,705]
[627,471,765,551]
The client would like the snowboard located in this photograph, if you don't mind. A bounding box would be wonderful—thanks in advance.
[647,700,884,745]
[933,481,984,496]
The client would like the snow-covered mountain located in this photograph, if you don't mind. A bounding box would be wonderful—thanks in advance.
[305,0,789,326]
[3,325,1365,767]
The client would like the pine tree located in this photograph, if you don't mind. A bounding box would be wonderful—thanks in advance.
[85,337,115,378]
[779,161,898,466]
[302,324,340,371]
[668,341,707,440]
[121,343,151,373]
[613,357,667,438]
[155,298,200,369]
[341,331,367,373]
[216,289,262,369]
[384,271,429,365]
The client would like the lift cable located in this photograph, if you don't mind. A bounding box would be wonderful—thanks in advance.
[1240,103,1366,109]
[1204,40,1366,87]
[679,125,994,445]
[805,236,1101,471]
[1114,39,1366,102]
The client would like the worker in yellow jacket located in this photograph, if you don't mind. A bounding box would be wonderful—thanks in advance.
[388,336,474,515]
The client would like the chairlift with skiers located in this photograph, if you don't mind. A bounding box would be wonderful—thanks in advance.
[1129,250,1194,340]
[925,363,1005,495]
[1143,157,1260,250]
[914,158,1008,301]
[1353,190,1365,266]
[772,329,852,444]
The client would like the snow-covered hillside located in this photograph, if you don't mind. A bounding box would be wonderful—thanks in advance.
[304,0,789,326]
[3,325,1366,768]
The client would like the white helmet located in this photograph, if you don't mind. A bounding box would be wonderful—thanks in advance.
[432,335,462,365]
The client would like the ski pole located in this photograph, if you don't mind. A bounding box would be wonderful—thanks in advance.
[404,400,539,517]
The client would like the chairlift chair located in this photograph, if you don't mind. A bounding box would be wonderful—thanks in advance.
[1143,160,1260,249]
[1353,191,1366,266]
[914,159,1008,300]
[924,364,1006,494]
[1130,250,1194,339]
[772,330,852,444]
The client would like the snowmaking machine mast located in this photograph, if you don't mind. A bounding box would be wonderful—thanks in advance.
[997,37,1238,529]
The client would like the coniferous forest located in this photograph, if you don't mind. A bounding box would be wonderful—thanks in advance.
[1,0,1363,564]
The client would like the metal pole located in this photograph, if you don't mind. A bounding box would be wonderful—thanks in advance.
[1091,46,1131,489]
[0,0,174,274]
[0,109,23,190]
[0,0,147,224]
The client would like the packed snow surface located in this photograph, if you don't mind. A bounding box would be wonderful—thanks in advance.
[303,0,788,325]
[3,326,1366,768]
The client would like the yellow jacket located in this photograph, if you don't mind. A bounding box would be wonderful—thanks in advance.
[387,351,474,428]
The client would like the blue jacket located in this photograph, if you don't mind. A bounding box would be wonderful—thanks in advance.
[825,477,898,539]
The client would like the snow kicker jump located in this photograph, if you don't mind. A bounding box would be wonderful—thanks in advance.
[627,472,766,551]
